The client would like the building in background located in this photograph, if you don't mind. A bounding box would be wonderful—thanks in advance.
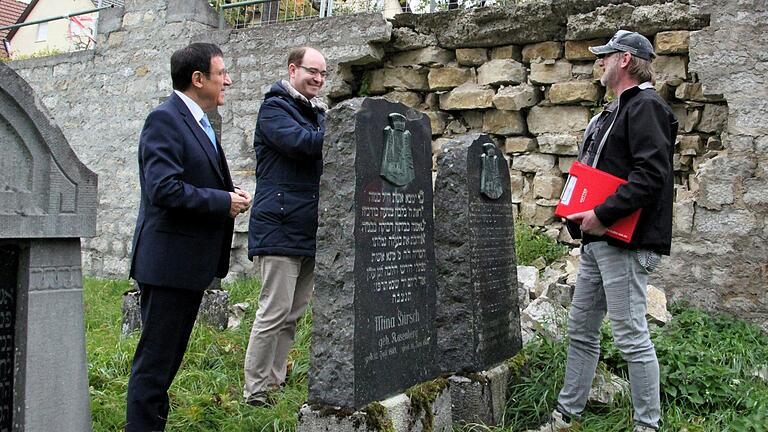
[4,0,123,59]
[0,0,26,58]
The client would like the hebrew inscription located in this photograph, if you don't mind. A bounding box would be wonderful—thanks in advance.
[0,246,18,432]
[353,99,437,406]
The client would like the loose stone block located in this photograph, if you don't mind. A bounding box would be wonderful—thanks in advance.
[520,201,557,226]
[654,55,687,86]
[512,153,557,173]
[671,104,702,133]
[492,84,540,111]
[527,106,591,135]
[449,363,510,426]
[536,133,580,155]
[439,83,495,110]
[697,104,728,133]
[434,134,522,373]
[530,60,573,85]
[564,39,601,60]
[373,67,430,91]
[654,31,690,54]
[0,62,96,432]
[428,66,476,91]
[678,134,705,155]
[477,59,527,86]
[491,44,522,61]
[383,90,422,108]
[548,81,601,104]
[522,41,562,63]
[504,137,537,154]
[456,48,488,66]
[482,110,526,136]
[310,98,438,409]
[390,46,456,67]
[533,175,565,200]
[426,111,451,136]
[389,27,438,52]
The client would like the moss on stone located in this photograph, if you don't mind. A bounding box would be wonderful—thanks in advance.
[405,377,450,432]
[505,351,528,381]
[363,402,395,432]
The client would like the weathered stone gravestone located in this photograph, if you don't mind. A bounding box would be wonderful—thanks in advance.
[0,62,96,431]
[434,134,522,426]
[310,98,438,409]
[435,134,522,373]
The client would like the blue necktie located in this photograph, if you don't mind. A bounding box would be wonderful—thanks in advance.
[200,115,217,152]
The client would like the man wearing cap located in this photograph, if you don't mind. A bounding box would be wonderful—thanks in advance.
[544,30,678,432]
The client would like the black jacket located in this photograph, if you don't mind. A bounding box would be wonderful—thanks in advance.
[130,93,235,290]
[247,81,326,259]
[572,84,678,255]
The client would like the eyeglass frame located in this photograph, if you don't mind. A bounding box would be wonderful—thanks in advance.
[297,65,328,79]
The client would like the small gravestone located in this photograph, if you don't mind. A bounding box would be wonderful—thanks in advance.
[0,63,96,431]
[121,279,229,335]
[309,98,438,409]
[434,134,522,373]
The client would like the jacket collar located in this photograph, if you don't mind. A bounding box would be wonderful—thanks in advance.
[169,93,226,182]
[280,79,328,112]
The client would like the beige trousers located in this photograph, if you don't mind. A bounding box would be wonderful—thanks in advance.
[243,255,314,398]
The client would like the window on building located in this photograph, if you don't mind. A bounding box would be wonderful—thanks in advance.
[36,22,48,42]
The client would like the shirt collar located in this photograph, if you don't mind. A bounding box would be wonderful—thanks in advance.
[174,90,205,123]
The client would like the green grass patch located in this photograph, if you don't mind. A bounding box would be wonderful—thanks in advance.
[493,304,768,432]
[514,220,569,266]
[86,278,311,432]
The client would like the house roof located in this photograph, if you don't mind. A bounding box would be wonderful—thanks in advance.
[0,0,27,57]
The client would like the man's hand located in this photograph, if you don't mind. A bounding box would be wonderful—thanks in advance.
[566,209,608,236]
[229,189,252,218]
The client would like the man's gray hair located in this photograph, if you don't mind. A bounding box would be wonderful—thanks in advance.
[628,55,655,84]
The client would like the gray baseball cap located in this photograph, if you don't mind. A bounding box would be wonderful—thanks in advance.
[589,30,656,61]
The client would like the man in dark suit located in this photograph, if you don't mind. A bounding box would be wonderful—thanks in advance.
[126,42,251,432]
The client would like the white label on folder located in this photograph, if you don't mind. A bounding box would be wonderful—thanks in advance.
[560,175,578,205]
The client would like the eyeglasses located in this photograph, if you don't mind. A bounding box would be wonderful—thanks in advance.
[298,65,328,79]
[203,68,229,77]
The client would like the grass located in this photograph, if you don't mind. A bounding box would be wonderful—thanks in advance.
[85,230,767,431]
[85,278,312,432]
[514,220,569,266]
[488,304,768,432]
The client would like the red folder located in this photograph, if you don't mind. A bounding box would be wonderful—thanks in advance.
[555,161,641,243]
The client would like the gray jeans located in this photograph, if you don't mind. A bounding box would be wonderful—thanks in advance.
[557,241,661,429]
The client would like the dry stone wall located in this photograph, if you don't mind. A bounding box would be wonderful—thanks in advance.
[5,0,766,328]
[6,0,391,282]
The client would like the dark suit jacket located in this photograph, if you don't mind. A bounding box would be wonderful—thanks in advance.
[130,93,235,290]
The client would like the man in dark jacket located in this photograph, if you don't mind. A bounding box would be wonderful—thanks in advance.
[243,47,327,406]
[127,43,251,431]
[544,31,678,432]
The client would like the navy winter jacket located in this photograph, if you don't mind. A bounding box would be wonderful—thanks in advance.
[247,81,325,259]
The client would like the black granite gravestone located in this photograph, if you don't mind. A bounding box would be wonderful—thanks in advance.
[310,98,438,409]
[0,62,96,431]
[435,134,522,373]
[0,246,17,431]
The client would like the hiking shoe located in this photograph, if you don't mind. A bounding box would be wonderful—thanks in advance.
[534,409,572,431]
[244,392,269,407]
[633,425,657,432]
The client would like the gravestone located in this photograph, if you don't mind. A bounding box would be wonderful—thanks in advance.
[434,134,522,373]
[0,63,96,431]
[309,98,438,409]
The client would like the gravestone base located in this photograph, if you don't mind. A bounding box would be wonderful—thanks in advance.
[449,363,510,426]
[298,386,452,432]
[121,283,229,335]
